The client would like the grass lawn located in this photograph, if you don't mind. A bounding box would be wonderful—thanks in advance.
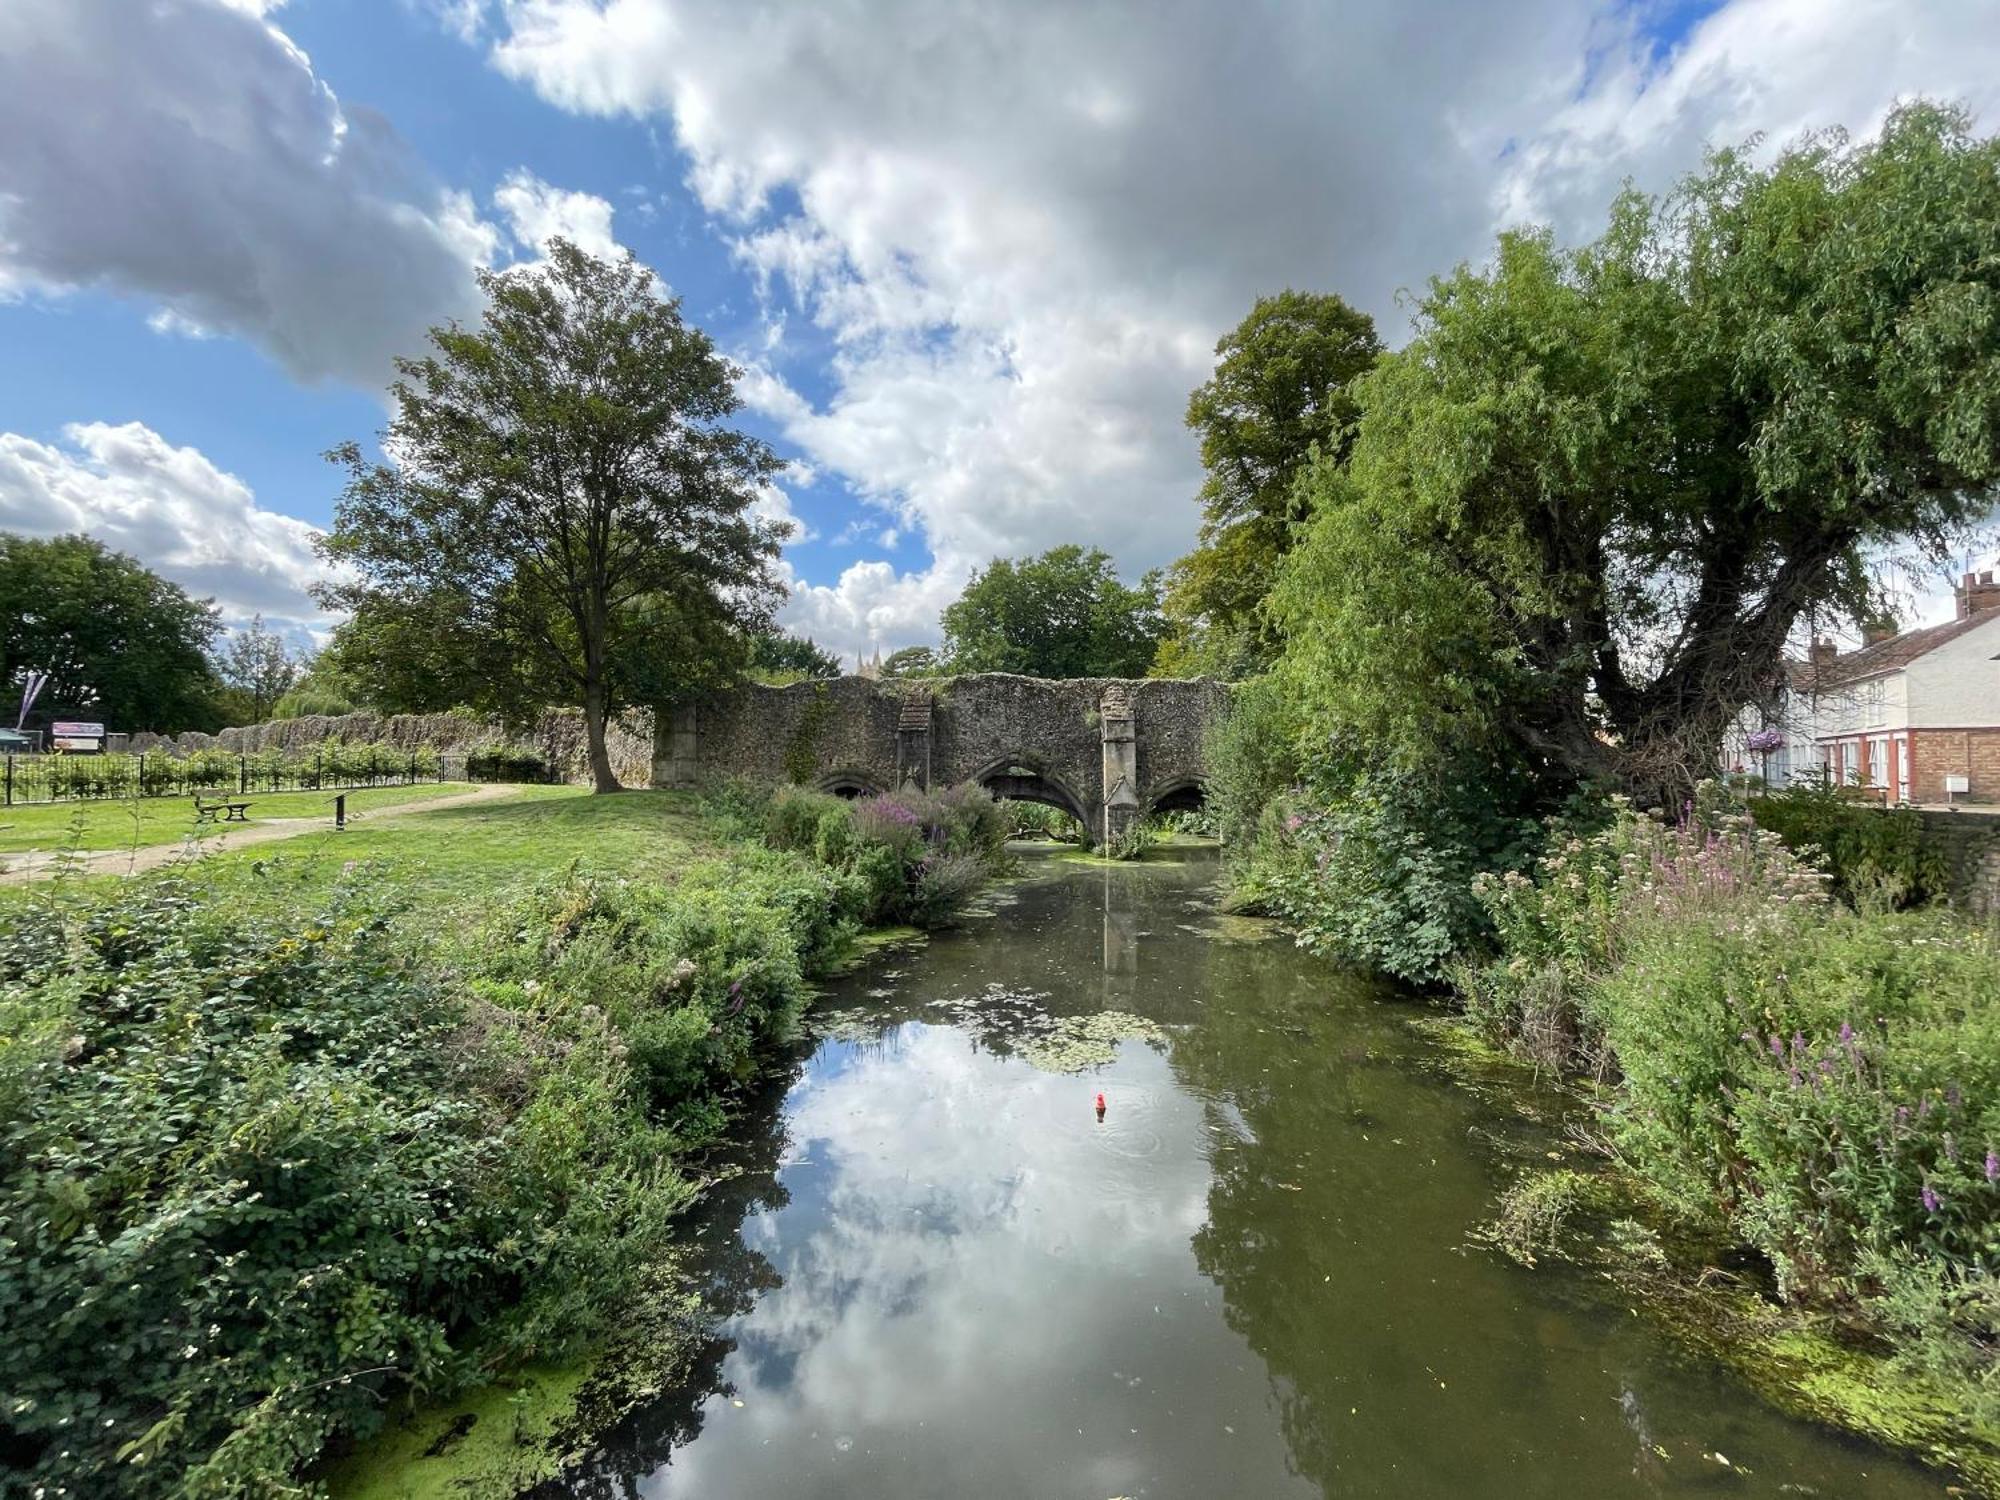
[0,783,489,855]
[176,786,732,913]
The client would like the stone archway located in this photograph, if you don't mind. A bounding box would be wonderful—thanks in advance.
[973,756,1093,826]
[816,768,885,800]
[1147,776,1208,815]
[653,673,1232,846]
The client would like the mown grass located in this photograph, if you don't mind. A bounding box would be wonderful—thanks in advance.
[172,786,726,913]
[0,782,483,855]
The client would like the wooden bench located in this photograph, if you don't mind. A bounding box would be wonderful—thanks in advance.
[193,793,254,824]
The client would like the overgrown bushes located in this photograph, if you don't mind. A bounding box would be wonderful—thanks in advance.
[0,781,1008,1496]
[1459,799,1999,1424]
[763,782,1009,927]
[0,877,681,1497]
[1748,779,1950,908]
[465,745,550,784]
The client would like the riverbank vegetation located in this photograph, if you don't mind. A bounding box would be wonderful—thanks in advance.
[1198,103,2000,1479]
[0,780,1010,1497]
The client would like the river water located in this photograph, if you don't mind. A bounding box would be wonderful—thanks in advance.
[565,846,1944,1498]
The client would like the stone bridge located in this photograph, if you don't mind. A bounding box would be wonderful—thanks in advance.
[654,673,1231,845]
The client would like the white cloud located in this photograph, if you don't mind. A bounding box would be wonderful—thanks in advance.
[0,0,496,387]
[494,169,621,261]
[475,0,2000,658]
[0,423,336,636]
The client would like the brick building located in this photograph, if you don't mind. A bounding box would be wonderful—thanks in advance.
[1725,571,2000,804]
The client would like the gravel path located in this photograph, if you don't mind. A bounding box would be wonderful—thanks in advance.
[0,782,523,884]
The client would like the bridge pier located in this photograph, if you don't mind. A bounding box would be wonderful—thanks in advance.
[1099,685,1140,849]
[895,692,933,791]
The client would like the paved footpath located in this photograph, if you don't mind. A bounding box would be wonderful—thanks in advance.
[0,782,522,884]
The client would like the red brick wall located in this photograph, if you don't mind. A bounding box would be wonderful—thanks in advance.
[1910,728,2000,804]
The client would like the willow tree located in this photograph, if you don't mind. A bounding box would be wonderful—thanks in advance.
[1274,102,2000,804]
[320,241,786,791]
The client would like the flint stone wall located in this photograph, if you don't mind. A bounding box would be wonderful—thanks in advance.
[658,673,1229,831]
[129,707,656,788]
[1912,808,2000,917]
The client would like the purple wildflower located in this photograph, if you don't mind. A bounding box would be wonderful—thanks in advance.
[1770,1035,1785,1060]
[1985,1150,1998,1184]
[1838,1020,1854,1044]
[1921,1184,1941,1215]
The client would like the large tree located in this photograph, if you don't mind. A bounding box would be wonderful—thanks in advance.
[941,545,1164,679]
[0,532,221,733]
[1158,290,1382,676]
[1272,102,2000,803]
[320,241,787,791]
[214,614,308,723]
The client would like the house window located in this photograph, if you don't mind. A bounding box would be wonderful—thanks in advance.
[1867,736,1889,790]
[1859,678,1886,727]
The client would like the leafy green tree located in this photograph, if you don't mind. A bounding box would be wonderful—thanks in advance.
[748,630,843,681]
[879,645,941,679]
[320,241,787,791]
[1273,102,2000,805]
[1158,290,1382,676]
[940,545,1164,678]
[311,593,503,715]
[214,613,307,723]
[0,532,221,733]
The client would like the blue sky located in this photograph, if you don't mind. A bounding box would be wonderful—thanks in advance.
[2,0,1995,659]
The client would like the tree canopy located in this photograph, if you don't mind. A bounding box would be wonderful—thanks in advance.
[748,630,843,682]
[1270,102,2000,803]
[0,532,221,733]
[214,614,309,724]
[940,545,1164,678]
[1158,290,1382,676]
[879,645,941,679]
[320,241,787,789]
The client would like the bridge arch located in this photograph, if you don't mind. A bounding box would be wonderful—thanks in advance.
[816,767,886,800]
[1147,776,1208,815]
[970,755,1092,826]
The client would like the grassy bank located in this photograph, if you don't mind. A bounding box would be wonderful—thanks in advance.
[0,779,1009,1498]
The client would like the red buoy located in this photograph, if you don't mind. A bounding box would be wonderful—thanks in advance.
[1094,1091,1107,1121]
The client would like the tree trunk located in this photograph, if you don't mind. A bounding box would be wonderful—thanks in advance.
[582,673,623,794]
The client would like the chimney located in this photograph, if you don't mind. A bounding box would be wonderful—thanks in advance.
[1809,636,1839,667]
[1957,570,2000,619]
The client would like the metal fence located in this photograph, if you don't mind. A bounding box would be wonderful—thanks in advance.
[1,749,481,806]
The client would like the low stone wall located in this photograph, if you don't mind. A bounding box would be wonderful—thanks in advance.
[1913,809,2000,916]
[130,707,656,788]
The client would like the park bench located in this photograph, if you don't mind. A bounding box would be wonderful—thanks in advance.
[193,792,254,824]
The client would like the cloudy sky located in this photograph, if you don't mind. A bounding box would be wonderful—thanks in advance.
[3,0,1998,658]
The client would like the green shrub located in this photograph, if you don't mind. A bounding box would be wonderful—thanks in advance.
[762,782,1006,929]
[0,877,678,1498]
[466,745,549,783]
[1748,781,1949,909]
[1254,774,1536,985]
[1462,794,2000,1420]
[766,784,843,853]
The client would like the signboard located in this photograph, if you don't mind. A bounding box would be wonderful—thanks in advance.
[51,721,105,738]
[53,736,101,752]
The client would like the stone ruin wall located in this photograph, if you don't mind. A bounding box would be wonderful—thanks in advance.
[657,673,1230,837]
[129,707,656,788]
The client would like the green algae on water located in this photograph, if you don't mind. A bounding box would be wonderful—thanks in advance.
[1018,1010,1165,1073]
